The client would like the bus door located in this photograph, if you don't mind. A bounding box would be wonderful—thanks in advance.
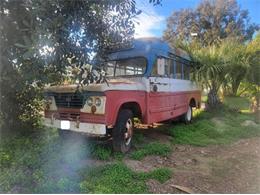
[148,57,172,123]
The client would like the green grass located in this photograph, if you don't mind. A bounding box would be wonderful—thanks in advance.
[0,129,111,193]
[137,167,172,183]
[79,163,172,193]
[130,142,171,160]
[0,129,171,193]
[1,96,258,193]
[169,106,260,146]
[90,145,112,160]
[132,132,145,144]
[223,96,250,111]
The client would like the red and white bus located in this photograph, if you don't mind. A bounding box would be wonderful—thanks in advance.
[43,37,201,152]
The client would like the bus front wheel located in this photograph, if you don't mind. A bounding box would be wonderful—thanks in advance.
[112,109,134,153]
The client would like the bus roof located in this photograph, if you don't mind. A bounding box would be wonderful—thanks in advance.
[107,37,191,76]
[108,37,190,61]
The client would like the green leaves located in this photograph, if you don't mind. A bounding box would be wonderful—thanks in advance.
[163,0,259,47]
[1,0,147,129]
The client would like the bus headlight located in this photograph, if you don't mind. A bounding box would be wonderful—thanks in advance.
[81,96,106,114]
[95,97,102,107]
[44,96,57,111]
[86,97,94,106]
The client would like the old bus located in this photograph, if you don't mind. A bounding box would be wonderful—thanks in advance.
[43,38,201,153]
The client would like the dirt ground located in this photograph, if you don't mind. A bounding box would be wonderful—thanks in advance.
[124,130,260,193]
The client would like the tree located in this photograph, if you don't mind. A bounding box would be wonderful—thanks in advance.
[163,0,259,108]
[163,0,259,47]
[186,43,227,108]
[0,0,43,130]
[0,0,161,130]
[220,38,249,96]
[245,32,260,122]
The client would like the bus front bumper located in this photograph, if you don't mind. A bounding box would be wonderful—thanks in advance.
[43,118,106,135]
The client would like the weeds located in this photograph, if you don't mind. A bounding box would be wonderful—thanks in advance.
[132,132,145,144]
[79,163,172,193]
[130,142,171,160]
[223,96,250,111]
[90,145,112,160]
[1,96,258,193]
[137,167,172,183]
[169,100,260,146]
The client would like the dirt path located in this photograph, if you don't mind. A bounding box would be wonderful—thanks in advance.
[125,134,260,193]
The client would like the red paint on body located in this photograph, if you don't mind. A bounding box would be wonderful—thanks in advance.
[104,90,201,126]
[45,90,201,127]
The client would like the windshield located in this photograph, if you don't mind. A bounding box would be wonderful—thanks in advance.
[106,57,146,77]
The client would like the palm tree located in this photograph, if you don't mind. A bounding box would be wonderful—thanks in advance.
[190,45,227,109]
[220,39,250,96]
[246,33,260,122]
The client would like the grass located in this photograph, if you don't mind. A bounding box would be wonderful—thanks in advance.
[0,129,111,193]
[79,163,172,193]
[1,95,258,193]
[130,142,171,160]
[90,145,112,160]
[0,129,171,193]
[137,167,172,183]
[223,96,251,111]
[169,97,260,146]
[132,132,145,144]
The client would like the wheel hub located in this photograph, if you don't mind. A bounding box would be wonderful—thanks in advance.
[187,107,192,121]
[125,119,133,145]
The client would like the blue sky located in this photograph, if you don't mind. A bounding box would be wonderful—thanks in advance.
[134,0,260,38]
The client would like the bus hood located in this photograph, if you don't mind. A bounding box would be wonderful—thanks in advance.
[44,77,147,93]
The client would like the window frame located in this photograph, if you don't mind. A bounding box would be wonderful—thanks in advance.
[154,54,192,80]
[106,56,148,78]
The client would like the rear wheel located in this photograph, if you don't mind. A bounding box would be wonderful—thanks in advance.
[181,105,193,124]
[112,109,134,153]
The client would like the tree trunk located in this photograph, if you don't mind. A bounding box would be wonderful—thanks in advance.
[207,87,220,109]
[231,80,240,96]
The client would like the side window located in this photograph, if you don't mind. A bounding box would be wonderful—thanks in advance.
[152,57,183,79]
[152,57,174,77]
[165,58,173,77]
[106,61,115,76]
[169,59,174,78]
[152,57,169,77]
[157,58,165,76]
[183,64,190,80]
[166,58,174,78]
[175,60,182,79]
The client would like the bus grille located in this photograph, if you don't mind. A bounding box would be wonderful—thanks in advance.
[59,112,80,120]
[53,93,84,108]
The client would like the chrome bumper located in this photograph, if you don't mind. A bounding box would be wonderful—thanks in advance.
[43,118,106,135]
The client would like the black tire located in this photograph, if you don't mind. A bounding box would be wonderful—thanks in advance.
[112,109,134,153]
[181,105,193,124]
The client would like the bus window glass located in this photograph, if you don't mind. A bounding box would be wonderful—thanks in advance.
[106,62,115,76]
[152,57,173,77]
[175,60,182,79]
[165,58,173,77]
[183,64,190,80]
[169,59,174,78]
[106,57,146,77]
[157,58,165,76]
